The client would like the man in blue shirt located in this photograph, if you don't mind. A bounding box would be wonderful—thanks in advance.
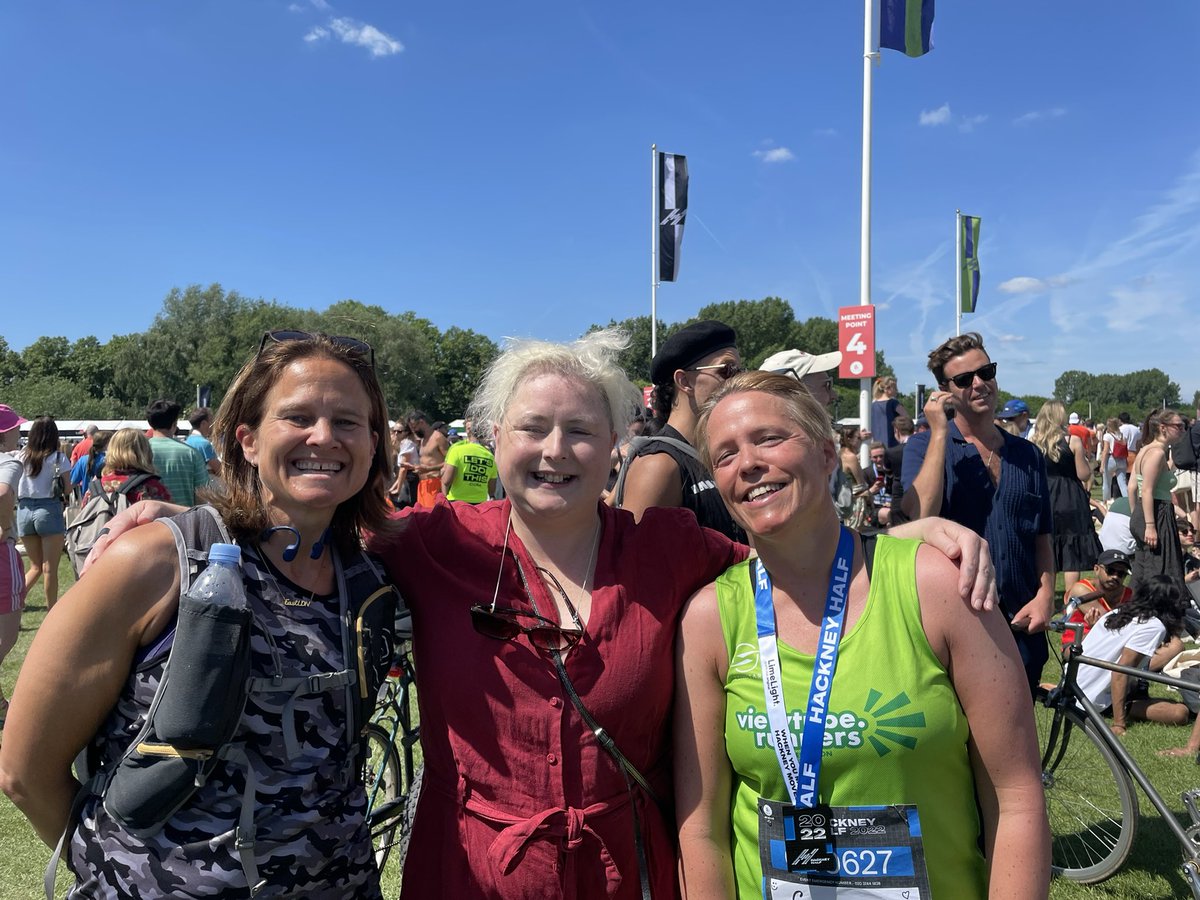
[186,407,220,477]
[900,332,1055,692]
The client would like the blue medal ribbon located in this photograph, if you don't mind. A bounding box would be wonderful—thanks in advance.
[752,525,856,808]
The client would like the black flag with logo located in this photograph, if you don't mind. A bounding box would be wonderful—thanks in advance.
[658,152,688,282]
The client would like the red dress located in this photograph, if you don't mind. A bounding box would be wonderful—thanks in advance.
[375,499,744,899]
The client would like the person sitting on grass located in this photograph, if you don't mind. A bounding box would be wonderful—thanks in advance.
[1061,549,1135,648]
[1077,575,1191,739]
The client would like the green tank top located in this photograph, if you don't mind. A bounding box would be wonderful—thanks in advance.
[715,536,987,899]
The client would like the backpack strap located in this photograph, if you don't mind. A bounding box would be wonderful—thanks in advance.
[611,434,703,508]
[162,506,231,603]
[860,532,877,580]
[114,472,155,497]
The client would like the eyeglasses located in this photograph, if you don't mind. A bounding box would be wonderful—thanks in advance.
[942,362,998,389]
[1163,421,1185,430]
[257,329,375,370]
[1100,565,1130,579]
[469,604,583,651]
[688,362,744,381]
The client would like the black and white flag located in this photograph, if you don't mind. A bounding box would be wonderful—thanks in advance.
[658,152,688,282]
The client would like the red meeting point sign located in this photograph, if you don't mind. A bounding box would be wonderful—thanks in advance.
[838,306,876,379]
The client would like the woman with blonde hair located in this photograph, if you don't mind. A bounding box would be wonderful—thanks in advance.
[90,428,173,504]
[869,375,908,448]
[676,371,1048,898]
[1031,401,1100,593]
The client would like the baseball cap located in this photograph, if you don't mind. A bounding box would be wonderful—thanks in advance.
[1068,412,1081,424]
[996,399,1029,420]
[761,348,842,381]
[0,404,27,433]
[649,320,738,385]
[1097,549,1132,571]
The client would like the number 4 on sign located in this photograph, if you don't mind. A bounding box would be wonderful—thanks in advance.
[837,305,876,379]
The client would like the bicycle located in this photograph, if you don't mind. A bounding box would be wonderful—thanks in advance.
[1037,615,1200,893]
[364,621,422,873]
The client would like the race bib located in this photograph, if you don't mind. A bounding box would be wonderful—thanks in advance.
[758,800,931,899]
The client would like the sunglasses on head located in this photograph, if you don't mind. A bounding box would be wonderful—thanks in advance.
[258,329,375,370]
[469,604,583,651]
[688,362,744,380]
[941,362,998,389]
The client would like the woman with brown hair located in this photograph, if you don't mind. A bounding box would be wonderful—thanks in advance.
[1130,408,1188,592]
[17,416,71,609]
[1,332,399,898]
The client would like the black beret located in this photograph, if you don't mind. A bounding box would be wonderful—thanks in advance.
[650,320,738,385]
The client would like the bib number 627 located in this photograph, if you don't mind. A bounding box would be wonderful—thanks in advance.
[836,848,892,876]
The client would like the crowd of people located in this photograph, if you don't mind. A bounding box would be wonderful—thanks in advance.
[0,320,1197,898]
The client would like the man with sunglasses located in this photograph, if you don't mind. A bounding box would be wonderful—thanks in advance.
[613,320,746,541]
[900,332,1055,693]
[1061,549,1134,647]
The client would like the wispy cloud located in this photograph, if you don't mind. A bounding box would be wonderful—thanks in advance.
[998,274,1073,294]
[753,146,795,164]
[1013,107,1067,126]
[919,103,951,126]
[958,114,988,133]
[305,16,403,57]
[813,128,838,138]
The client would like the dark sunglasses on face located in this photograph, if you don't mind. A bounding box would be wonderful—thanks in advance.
[258,329,376,370]
[1101,565,1130,580]
[469,604,583,651]
[941,362,998,390]
[688,362,745,381]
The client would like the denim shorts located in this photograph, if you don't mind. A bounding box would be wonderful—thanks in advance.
[17,497,67,537]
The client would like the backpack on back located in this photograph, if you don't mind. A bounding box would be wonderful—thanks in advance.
[1171,422,1200,472]
[65,474,154,577]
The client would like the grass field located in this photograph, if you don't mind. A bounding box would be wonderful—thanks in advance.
[2,557,1199,898]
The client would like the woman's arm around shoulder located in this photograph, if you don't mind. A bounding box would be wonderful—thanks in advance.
[674,583,737,899]
[0,521,182,847]
[914,544,1050,899]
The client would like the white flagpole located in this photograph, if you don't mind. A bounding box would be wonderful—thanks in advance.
[859,0,877,465]
[955,209,963,336]
[651,144,659,360]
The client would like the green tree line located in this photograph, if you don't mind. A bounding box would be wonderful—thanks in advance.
[2,286,1192,427]
[0,285,500,423]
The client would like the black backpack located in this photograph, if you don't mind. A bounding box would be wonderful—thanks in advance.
[1171,421,1200,472]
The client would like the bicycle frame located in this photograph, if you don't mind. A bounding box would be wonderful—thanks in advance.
[1050,632,1200,893]
[367,644,420,831]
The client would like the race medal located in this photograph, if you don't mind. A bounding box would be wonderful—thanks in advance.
[759,802,932,899]
[758,799,837,873]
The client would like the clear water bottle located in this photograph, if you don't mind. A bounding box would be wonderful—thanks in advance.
[188,542,247,609]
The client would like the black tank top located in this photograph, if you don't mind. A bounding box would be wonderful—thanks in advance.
[632,425,746,543]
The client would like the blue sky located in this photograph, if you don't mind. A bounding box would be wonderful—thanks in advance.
[3,2,1198,402]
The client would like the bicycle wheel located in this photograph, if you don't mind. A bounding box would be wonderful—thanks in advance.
[364,722,403,871]
[1037,699,1139,883]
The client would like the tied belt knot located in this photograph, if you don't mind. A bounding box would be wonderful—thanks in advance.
[463,786,626,896]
